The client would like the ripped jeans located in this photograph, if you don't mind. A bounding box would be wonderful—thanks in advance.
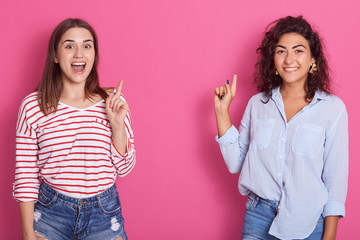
[34,180,127,240]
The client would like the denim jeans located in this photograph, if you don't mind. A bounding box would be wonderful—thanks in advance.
[242,193,324,240]
[34,181,127,240]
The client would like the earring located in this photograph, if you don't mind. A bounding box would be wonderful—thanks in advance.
[275,70,279,75]
[309,63,318,74]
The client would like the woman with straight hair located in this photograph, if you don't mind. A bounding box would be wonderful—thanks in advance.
[214,16,348,240]
[14,18,135,240]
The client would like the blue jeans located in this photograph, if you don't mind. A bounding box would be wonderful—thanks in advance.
[242,193,324,240]
[34,181,127,240]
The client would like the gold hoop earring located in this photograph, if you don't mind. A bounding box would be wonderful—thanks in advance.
[309,63,318,74]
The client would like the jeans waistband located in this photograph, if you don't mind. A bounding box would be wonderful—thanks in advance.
[248,192,280,211]
[39,180,118,208]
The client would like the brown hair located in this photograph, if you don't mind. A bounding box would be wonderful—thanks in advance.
[254,16,331,102]
[37,18,108,115]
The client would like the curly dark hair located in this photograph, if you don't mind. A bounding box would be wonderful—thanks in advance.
[254,16,331,102]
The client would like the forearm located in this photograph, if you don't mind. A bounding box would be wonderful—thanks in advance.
[215,110,232,138]
[322,216,339,240]
[19,201,35,237]
[111,123,128,155]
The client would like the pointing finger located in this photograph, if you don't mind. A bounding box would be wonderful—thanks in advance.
[114,80,124,97]
[231,74,237,96]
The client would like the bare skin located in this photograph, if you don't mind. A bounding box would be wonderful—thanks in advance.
[19,27,128,240]
[214,74,237,138]
[214,75,340,239]
[19,82,128,240]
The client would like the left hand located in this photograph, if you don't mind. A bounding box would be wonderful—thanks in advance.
[105,80,129,130]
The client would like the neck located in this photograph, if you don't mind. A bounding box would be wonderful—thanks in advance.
[280,82,307,99]
[61,81,87,100]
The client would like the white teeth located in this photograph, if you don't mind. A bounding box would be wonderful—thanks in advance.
[285,67,297,71]
[71,62,85,66]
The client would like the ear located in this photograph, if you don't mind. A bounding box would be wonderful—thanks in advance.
[311,57,316,65]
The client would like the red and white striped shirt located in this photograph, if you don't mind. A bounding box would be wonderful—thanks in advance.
[14,92,135,202]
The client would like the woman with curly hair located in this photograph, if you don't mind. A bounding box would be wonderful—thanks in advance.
[214,16,348,240]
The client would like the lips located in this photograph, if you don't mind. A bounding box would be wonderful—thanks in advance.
[71,62,86,73]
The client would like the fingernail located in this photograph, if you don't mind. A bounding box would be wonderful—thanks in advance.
[226,80,229,84]
[221,93,225,99]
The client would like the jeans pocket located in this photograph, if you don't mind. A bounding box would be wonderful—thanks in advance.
[98,192,122,215]
[317,214,325,224]
[245,194,259,211]
[37,189,58,207]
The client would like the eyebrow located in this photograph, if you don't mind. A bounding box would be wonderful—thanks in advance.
[63,39,93,44]
[276,44,306,49]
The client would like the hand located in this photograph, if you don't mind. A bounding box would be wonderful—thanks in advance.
[105,80,129,130]
[214,74,237,115]
[214,74,237,137]
[22,231,37,240]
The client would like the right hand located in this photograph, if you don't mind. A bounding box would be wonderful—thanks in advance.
[214,74,237,115]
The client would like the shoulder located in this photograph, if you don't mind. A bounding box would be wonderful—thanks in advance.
[247,91,268,105]
[16,92,42,131]
[19,92,39,111]
[321,92,346,111]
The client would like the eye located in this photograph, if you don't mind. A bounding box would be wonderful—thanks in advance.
[276,49,285,54]
[84,44,92,49]
[295,49,304,53]
[65,44,74,49]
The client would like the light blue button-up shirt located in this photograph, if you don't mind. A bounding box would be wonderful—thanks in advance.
[216,87,348,239]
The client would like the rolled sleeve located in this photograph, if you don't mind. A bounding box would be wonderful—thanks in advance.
[323,200,345,218]
[110,107,136,177]
[14,100,40,202]
[215,125,239,144]
[322,106,348,218]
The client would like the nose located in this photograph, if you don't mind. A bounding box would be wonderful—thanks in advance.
[284,52,294,64]
[74,47,83,58]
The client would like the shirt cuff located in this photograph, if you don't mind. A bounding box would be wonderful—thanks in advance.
[111,140,129,159]
[323,200,345,218]
[215,125,239,144]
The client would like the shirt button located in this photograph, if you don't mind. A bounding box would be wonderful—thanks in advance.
[279,155,283,159]
[281,138,285,141]
[278,173,282,176]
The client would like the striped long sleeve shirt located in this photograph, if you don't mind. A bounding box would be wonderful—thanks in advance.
[14,92,135,202]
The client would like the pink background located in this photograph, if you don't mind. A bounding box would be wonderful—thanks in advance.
[1,0,359,239]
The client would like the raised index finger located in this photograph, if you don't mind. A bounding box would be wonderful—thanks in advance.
[114,80,124,97]
[231,74,237,95]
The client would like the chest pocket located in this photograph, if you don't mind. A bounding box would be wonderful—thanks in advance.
[292,122,325,158]
[250,118,275,150]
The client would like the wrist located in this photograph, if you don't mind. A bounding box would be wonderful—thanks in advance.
[110,122,125,132]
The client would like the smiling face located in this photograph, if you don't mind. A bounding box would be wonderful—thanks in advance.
[274,33,315,88]
[55,27,95,86]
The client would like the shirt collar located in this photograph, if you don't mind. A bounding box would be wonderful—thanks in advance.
[271,86,328,102]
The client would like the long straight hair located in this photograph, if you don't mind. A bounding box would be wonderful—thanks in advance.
[37,18,108,115]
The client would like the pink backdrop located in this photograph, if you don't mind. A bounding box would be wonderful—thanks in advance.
[1,0,359,239]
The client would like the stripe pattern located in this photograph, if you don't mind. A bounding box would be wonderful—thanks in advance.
[14,92,135,202]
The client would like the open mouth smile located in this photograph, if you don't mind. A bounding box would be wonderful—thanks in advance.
[71,62,86,73]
